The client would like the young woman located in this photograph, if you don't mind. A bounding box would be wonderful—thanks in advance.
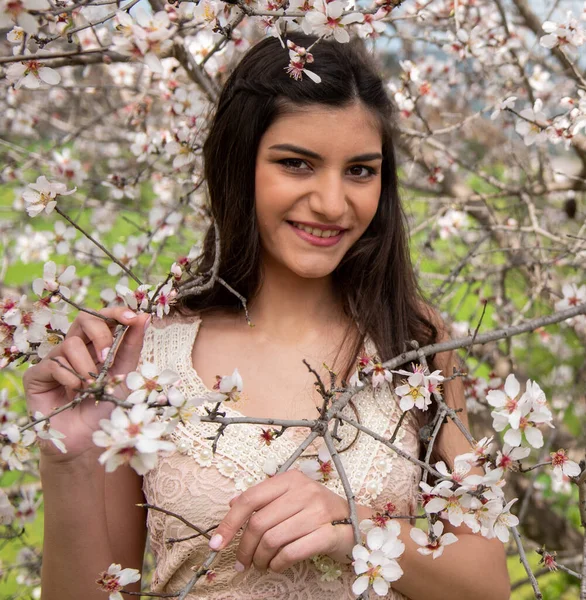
[25,35,510,599]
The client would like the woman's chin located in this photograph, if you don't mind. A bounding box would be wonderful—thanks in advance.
[288,261,339,280]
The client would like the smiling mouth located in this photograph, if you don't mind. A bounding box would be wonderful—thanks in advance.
[287,221,344,239]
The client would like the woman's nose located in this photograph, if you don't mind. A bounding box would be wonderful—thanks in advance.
[308,171,347,222]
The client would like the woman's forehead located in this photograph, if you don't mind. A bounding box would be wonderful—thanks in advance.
[260,103,383,155]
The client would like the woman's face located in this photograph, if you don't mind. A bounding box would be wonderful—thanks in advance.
[254,102,383,279]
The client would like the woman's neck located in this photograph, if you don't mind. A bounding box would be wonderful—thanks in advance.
[245,258,346,345]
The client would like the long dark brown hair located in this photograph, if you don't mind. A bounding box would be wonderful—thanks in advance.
[175,34,441,453]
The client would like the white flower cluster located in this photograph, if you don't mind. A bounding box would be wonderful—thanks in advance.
[352,519,405,596]
[539,11,585,55]
[393,365,444,412]
[92,402,176,475]
[1,292,71,364]
[420,455,515,544]
[111,8,175,74]
[487,374,553,449]
[91,360,208,475]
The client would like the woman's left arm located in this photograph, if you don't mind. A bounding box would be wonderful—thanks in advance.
[378,318,510,600]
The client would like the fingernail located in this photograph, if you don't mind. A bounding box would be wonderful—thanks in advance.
[101,347,111,362]
[209,534,223,550]
[234,561,245,572]
[143,316,152,332]
[123,310,137,320]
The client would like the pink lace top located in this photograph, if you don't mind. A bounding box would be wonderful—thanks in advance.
[141,315,421,599]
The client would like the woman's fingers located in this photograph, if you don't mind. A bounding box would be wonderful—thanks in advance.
[210,472,298,551]
[65,307,144,368]
[60,336,100,383]
[268,525,340,574]
[235,493,304,571]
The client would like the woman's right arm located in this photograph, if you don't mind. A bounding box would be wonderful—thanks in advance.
[23,307,151,599]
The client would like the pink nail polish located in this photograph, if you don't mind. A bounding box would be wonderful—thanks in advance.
[209,534,223,550]
[123,310,137,320]
[234,561,245,572]
[101,347,111,362]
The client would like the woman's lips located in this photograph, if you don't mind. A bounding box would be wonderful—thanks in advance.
[287,221,345,247]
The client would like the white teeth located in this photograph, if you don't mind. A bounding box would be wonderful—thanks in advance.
[291,222,342,238]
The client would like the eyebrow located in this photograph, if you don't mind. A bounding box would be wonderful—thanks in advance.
[268,143,383,163]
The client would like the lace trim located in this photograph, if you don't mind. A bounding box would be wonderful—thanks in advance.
[143,318,415,507]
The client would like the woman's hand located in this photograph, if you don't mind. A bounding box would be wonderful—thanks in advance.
[208,470,358,573]
[23,306,151,463]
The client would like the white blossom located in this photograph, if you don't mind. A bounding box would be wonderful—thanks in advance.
[33,411,67,453]
[550,448,581,482]
[125,362,181,405]
[96,563,141,600]
[352,518,404,596]
[92,403,175,475]
[410,520,458,559]
[32,261,76,299]
[21,176,76,217]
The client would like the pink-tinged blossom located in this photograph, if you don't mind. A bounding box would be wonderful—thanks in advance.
[32,261,76,299]
[515,99,548,146]
[285,40,321,83]
[554,283,586,325]
[435,459,484,490]
[424,484,471,527]
[352,519,404,596]
[540,12,585,53]
[0,489,15,525]
[550,448,581,481]
[3,300,52,354]
[490,498,519,543]
[457,436,495,467]
[154,282,176,318]
[115,283,152,311]
[0,0,49,34]
[21,175,76,217]
[111,8,174,73]
[365,362,394,389]
[92,403,175,475]
[487,373,524,430]
[1,424,36,470]
[462,494,503,537]
[32,411,67,453]
[500,397,553,449]
[205,368,244,403]
[299,443,338,483]
[6,59,61,90]
[359,518,403,553]
[356,13,386,38]
[305,0,363,44]
[96,563,141,600]
[393,368,435,412]
[495,443,531,471]
[437,209,467,240]
[125,362,181,405]
[490,96,516,120]
[14,486,41,524]
[410,520,458,559]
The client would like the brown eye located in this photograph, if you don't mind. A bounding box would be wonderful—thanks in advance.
[279,159,311,171]
[348,165,376,178]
